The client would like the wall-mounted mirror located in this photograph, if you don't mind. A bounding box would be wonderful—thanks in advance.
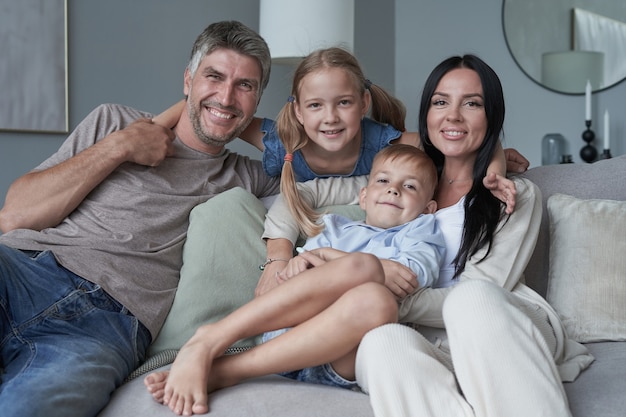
[502,0,626,95]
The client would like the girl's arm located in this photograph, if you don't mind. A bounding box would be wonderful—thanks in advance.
[152,100,185,128]
[239,117,265,151]
[152,100,265,151]
[395,131,422,149]
[257,176,368,296]
[486,141,517,214]
[255,238,293,296]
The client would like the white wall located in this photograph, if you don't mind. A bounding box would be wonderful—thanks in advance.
[395,0,625,167]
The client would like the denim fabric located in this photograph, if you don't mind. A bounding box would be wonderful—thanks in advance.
[0,246,151,417]
[262,329,358,390]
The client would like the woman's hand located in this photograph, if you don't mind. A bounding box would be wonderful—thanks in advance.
[483,172,517,214]
[380,259,419,300]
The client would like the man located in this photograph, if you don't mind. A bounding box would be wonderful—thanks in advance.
[0,20,279,417]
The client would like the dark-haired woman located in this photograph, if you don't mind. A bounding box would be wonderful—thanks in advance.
[354,54,593,417]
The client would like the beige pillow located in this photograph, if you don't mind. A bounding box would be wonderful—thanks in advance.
[546,194,626,342]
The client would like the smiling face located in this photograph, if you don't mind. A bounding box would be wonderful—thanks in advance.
[183,48,261,152]
[426,68,487,163]
[293,67,370,157]
[359,151,437,229]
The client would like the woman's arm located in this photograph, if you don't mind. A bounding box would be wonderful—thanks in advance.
[397,177,542,327]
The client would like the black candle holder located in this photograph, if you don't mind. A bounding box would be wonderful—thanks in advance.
[599,149,612,160]
[580,120,597,163]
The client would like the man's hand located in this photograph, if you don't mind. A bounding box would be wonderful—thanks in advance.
[379,259,418,300]
[504,148,530,173]
[483,172,517,214]
[0,117,176,233]
[117,118,176,167]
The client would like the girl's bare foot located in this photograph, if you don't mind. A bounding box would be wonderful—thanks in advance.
[154,326,225,415]
[144,370,169,403]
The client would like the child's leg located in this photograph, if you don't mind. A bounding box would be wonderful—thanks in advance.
[147,281,397,408]
[146,252,384,415]
[210,281,398,386]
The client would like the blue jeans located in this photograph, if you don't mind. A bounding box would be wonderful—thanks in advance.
[0,246,151,417]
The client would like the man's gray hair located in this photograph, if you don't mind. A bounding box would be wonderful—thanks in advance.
[188,21,271,102]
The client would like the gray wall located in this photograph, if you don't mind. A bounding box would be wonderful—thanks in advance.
[1,0,623,206]
[0,0,393,205]
[394,0,625,166]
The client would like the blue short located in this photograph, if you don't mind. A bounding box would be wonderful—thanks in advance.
[262,329,359,390]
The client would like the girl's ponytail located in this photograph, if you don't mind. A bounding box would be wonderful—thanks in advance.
[276,98,324,237]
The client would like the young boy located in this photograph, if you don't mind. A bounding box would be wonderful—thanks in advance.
[145,145,445,416]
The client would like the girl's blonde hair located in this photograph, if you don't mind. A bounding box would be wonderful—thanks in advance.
[277,47,407,237]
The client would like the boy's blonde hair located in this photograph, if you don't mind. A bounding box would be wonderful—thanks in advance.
[277,47,407,237]
[369,144,438,200]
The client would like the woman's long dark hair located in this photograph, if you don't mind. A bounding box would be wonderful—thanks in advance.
[418,55,506,277]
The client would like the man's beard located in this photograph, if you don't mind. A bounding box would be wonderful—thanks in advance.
[188,100,251,148]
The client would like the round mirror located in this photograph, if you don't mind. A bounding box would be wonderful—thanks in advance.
[502,0,626,95]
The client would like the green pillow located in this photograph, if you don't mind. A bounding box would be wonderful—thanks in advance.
[148,187,268,356]
[148,188,366,357]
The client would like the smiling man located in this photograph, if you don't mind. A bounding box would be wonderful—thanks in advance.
[0,21,279,417]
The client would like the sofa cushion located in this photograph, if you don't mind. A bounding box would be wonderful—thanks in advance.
[520,155,626,298]
[148,188,269,357]
[546,194,626,342]
[564,342,626,417]
[148,187,366,359]
[99,367,374,417]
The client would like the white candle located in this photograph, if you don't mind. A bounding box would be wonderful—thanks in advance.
[585,80,592,121]
[604,110,610,150]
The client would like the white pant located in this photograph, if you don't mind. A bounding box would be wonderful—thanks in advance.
[355,280,572,417]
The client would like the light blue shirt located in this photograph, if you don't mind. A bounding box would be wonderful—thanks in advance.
[303,213,446,288]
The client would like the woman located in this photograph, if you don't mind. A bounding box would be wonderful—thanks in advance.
[353,55,593,417]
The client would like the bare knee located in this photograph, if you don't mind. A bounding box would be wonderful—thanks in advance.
[342,282,397,329]
[342,252,385,285]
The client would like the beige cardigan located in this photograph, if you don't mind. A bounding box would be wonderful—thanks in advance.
[263,176,593,382]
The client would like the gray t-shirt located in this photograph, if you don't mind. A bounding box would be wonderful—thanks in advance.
[0,103,280,338]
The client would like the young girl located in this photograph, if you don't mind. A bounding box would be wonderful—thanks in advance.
[157,47,522,294]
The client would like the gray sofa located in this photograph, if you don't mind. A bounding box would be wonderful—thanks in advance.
[99,155,626,417]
